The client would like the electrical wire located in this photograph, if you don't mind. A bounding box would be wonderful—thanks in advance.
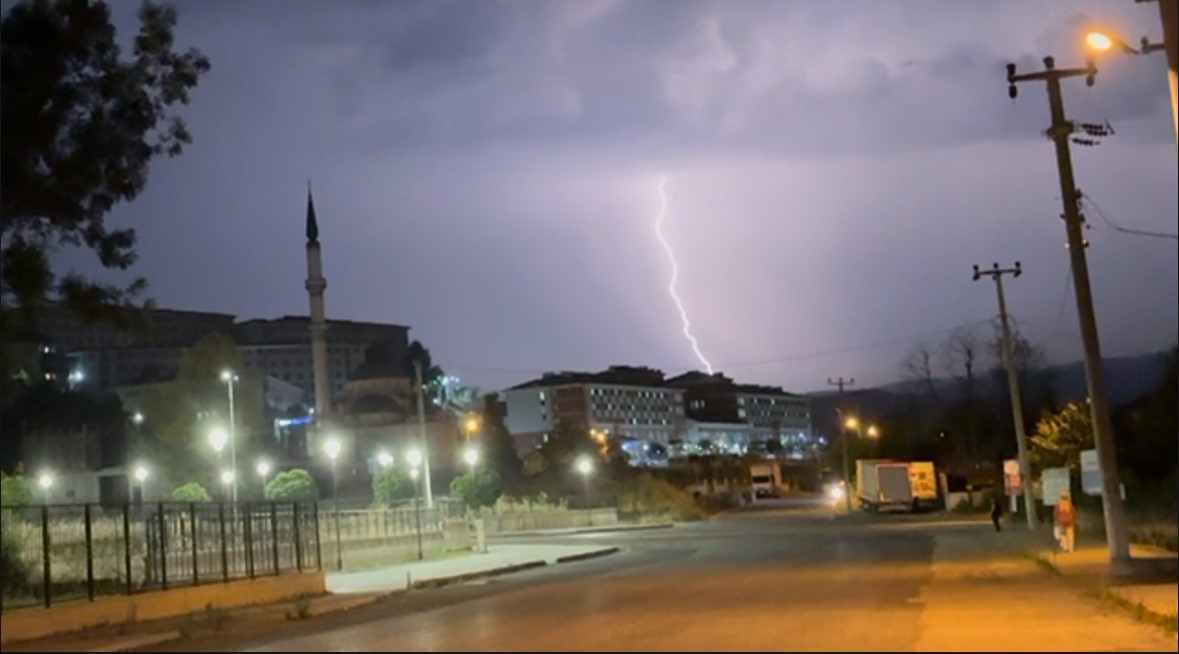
[1081,192,1178,241]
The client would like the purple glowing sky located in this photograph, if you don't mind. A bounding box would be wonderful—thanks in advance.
[62,0,1177,393]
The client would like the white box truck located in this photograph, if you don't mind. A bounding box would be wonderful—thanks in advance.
[856,460,914,512]
[750,462,781,498]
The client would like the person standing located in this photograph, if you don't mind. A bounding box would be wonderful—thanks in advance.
[1053,491,1077,552]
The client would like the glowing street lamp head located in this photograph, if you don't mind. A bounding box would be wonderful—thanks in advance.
[867,425,880,439]
[463,447,479,467]
[576,456,593,476]
[256,460,271,477]
[220,369,237,383]
[220,470,234,485]
[464,416,480,433]
[406,448,423,469]
[209,427,229,453]
[132,412,145,425]
[844,417,859,430]
[1086,31,1114,52]
[38,472,54,489]
[409,467,420,481]
[377,451,394,468]
[324,438,342,461]
[133,465,149,482]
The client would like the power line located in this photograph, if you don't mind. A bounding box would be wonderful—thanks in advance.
[1081,192,1179,241]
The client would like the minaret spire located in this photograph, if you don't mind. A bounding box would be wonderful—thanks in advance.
[306,179,319,243]
[304,180,332,428]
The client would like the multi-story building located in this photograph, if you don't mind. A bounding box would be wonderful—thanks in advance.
[666,371,813,457]
[503,366,686,456]
[23,305,409,408]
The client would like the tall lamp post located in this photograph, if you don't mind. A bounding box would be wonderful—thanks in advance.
[840,417,880,512]
[256,460,271,500]
[134,465,149,504]
[407,448,424,561]
[220,370,240,504]
[576,456,594,527]
[324,438,343,571]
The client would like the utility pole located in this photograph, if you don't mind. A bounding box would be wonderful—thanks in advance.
[1147,0,1178,139]
[1007,57,1131,566]
[827,377,855,512]
[413,359,434,508]
[972,262,1038,529]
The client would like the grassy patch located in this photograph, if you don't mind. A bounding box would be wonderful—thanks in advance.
[1090,588,1178,635]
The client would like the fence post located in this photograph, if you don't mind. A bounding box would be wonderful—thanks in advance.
[190,503,200,587]
[313,502,323,571]
[243,501,256,579]
[158,503,168,591]
[40,504,51,608]
[123,503,133,595]
[270,502,280,575]
[84,504,95,601]
[219,503,229,583]
[293,502,303,572]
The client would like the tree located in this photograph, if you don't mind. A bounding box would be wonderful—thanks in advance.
[170,481,211,502]
[264,468,319,502]
[480,393,521,484]
[405,341,444,386]
[1029,401,1094,471]
[1,0,210,327]
[941,325,983,460]
[0,473,35,506]
[898,343,943,406]
[450,469,505,510]
[372,466,415,505]
[537,419,597,472]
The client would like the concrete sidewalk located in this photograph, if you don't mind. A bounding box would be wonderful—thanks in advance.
[1033,538,1178,624]
[0,543,622,653]
[326,542,621,593]
[489,522,674,539]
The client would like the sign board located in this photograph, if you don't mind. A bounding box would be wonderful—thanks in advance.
[1042,467,1070,506]
[1003,459,1021,495]
[1080,449,1101,496]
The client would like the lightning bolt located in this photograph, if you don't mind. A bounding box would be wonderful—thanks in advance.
[655,174,714,374]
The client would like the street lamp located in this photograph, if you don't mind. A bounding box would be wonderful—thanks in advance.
[256,460,271,499]
[131,411,145,441]
[220,470,234,502]
[1084,20,1176,143]
[220,370,240,504]
[377,451,394,468]
[134,464,149,503]
[409,466,424,561]
[324,437,343,571]
[839,416,879,512]
[37,472,54,503]
[463,415,480,443]
[463,446,479,473]
[576,456,594,527]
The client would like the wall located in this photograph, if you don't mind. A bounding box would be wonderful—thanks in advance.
[0,572,325,645]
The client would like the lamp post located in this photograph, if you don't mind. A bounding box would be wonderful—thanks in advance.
[219,470,234,502]
[463,415,480,444]
[134,464,149,504]
[1084,15,1176,142]
[463,447,479,475]
[220,370,240,504]
[256,460,271,500]
[37,472,54,504]
[405,454,424,563]
[324,437,343,571]
[840,416,880,511]
[576,456,594,527]
[131,412,145,441]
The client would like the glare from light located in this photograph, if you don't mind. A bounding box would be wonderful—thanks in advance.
[1086,31,1113,52]
[256,460,271,477]
[867,425,880,438]
[463,447,479,467]
[209,427,229,453]
[134,465,149,483]
[465,416,480,433]
[576,456,593,476]
[38,473,54,489]
[132,412,145,425]
[324,438,342,461]
[844,417,859,430]
[406,448,423,468]
[220,470,234,485]
[409,467,420,481]
[220,369,237,383]
[377,451,394,468]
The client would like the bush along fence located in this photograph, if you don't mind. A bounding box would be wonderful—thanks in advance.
[0,501,321,612]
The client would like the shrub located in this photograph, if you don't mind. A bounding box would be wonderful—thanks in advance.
[450,469,505,510]
[265,469,319,502]
[372,467,415,506]
[171,482,212,503]
[1,473,36,506]
[617,474,705,522]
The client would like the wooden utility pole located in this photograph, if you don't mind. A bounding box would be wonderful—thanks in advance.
[827,377,855,512]
[972,262,1037,529]
[1007,57,1131,566]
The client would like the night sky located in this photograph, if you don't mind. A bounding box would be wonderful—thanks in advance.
[58,0,1178,394]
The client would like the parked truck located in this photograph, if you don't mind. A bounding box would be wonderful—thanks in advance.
[856,459,939,512]
[750,461,781,499]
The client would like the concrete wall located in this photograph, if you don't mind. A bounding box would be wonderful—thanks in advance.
[0,571,325,645]
[481,508,619,533]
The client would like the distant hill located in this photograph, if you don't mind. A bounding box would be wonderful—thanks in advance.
[805,352,1170,438]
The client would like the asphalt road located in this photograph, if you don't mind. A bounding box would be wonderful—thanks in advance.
[159,499,1177,652]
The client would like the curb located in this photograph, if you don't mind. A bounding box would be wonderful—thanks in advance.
[1029,551,1178,635]
[84,631,182,653]
[554,547,620,564]
[494,523,675,538]
[410,560,548,590]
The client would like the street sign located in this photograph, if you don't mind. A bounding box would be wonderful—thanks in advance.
[1080,449,1101,496]
[1003,459,1021,495]
[1042,467,1070,506]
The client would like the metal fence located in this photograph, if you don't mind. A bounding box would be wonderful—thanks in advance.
[0,501,320,612]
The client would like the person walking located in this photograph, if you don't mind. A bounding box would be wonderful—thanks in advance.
[1053,491,1077,552]
[990,494,1004,532]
